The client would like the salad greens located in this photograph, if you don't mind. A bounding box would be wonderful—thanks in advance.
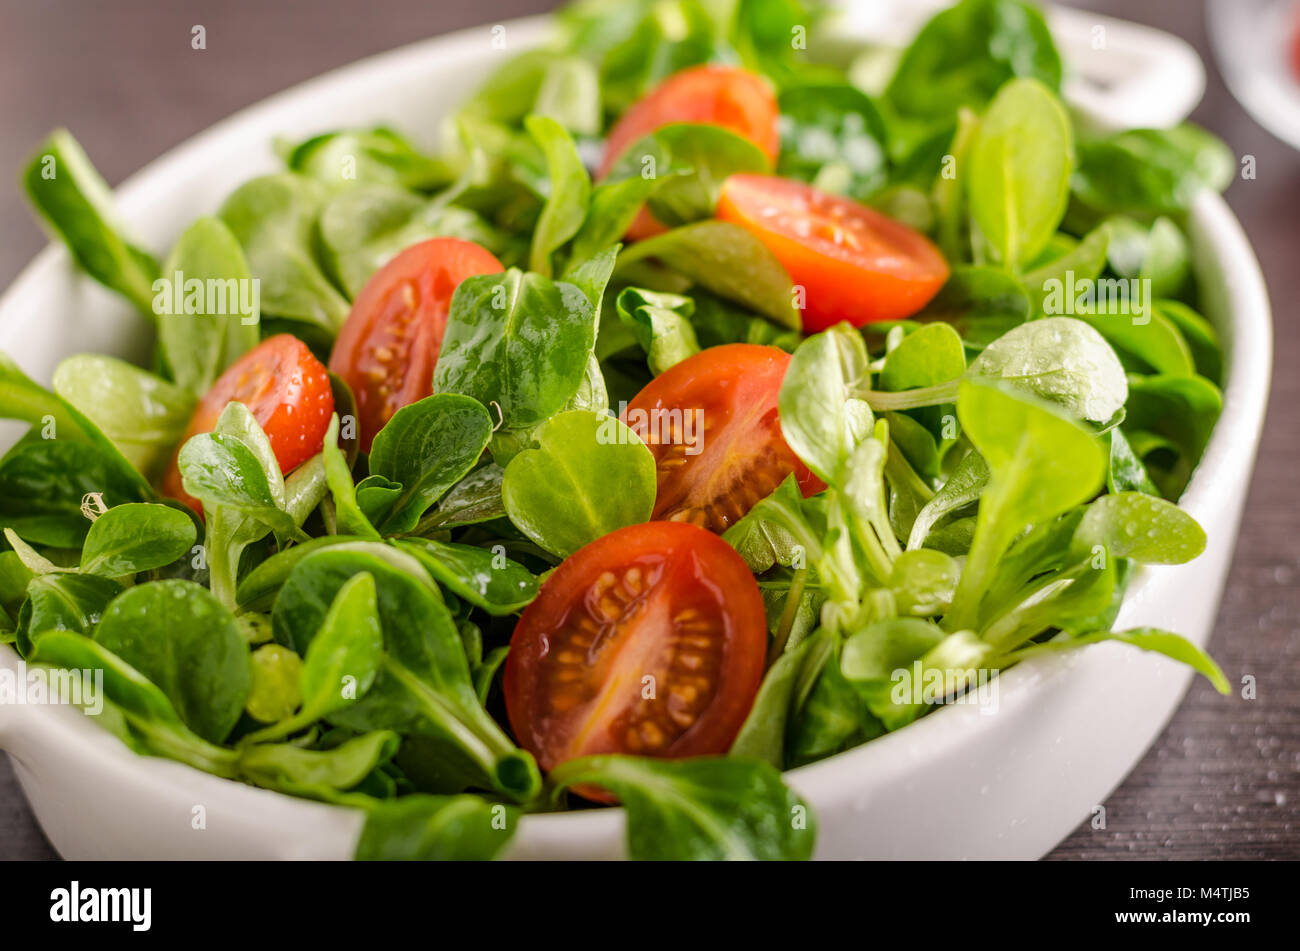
[5,0,1232,861]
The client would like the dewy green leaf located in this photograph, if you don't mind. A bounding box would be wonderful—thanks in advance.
[532,56,602,136]
[418,464,506,531]
[965,78,1073,268]
[52,354,193,480]
[245,571,385,742]
[0,352,154,500]
[29,630,239,776]
[394,538,539,616]
[569,178,657,266]
[609,123,770,228]
[237,730,399,797]
[723,477,808,574]
[1073,124,1234,216]
[970,317,1128,423]
[560,244,621,322]
[156,216,261,397]
[218,173,350,332]
[0,552,34,620]
[1154,300,1221,382]
[5,528,69,577]
[731,629,834,768]
[777,83,889,199]
[549,755,817,860]
[180,402,300,609]
[296,570,386,719]
[879,323,967,392]
[79,503,196,577]
[22,129,159,316]
[0,439,149,548]
[1022,224,1110,314]
[1001,627,1229,694]
[15,570,122,657]
[1124,373,1222,498]
[93,580,251,744]
[597,0,716,114]
[1107,428,1160,496]
[367,394,494,534]
[906,450,989,551]
[434,269,598,429]
[282,127,452,192]
[272,548,540,802]
[502,410,656,559]
[779,327,874,485]
[322,414,380,539]
[319,184,504,299]
[234,534,374,611]
[1073,306,1196,378]
[840,617,949,727]
[615,287,701,375]
[179,433,289,524]
[887,0,1062,118]
[355,794,519,860]
[525,115,591,277]
[920,264,1031,328]
[1071,492,1206,565]
[460,48,552,124]
[947,379,1105,630]
[616,221,802,330]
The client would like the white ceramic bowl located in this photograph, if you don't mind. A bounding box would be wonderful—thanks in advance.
[0,14,1272,860]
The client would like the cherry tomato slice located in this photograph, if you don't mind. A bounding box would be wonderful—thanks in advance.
[504,521,766,775]
[161,334,335,511]
[599,65,781,241]
[329,237,503,452]
[621,343,823,533]
[717,174,949,331]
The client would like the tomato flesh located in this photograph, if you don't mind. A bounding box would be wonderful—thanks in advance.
[329,237,503,452]
[622,343,822,533]
[161,333,334,511]
[717,174,949,331]
[504,521,766,774]
[599,65,780,240]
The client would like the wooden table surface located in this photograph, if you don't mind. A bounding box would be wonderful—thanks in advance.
[0,0,1295,861]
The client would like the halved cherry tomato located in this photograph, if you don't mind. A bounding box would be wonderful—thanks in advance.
[621,343,823,533]
[329,237,503,452]
[717,174,949,331]
[598,65,781,241]
[504,521,766,776]
[161,334,335,511]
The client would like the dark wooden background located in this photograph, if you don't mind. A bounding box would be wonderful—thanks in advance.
[0,0,1295,860]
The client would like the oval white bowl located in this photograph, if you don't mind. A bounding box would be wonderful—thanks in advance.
[0,15,1273,860]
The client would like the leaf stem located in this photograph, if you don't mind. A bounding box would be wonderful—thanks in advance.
[769,567,808,663]
[851,379,962,412]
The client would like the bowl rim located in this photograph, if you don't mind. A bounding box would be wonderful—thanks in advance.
[0,12,1274,857]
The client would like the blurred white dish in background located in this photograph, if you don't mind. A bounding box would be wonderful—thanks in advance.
[1208,0,1300,150]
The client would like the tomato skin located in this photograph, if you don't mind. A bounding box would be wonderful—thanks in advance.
[717,174,949,331]
[598,65,780,240]
[160,334,335,511]
[622,344,823,533]
[329,237,503,452]
[504,521,766,774]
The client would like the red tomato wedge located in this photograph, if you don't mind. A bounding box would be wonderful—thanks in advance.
[329,237,503,452]
[717,174,949,331]
[161,334,334,511]
[621,343,822,533]
[598,65,781,241]
[504,521,766,775]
